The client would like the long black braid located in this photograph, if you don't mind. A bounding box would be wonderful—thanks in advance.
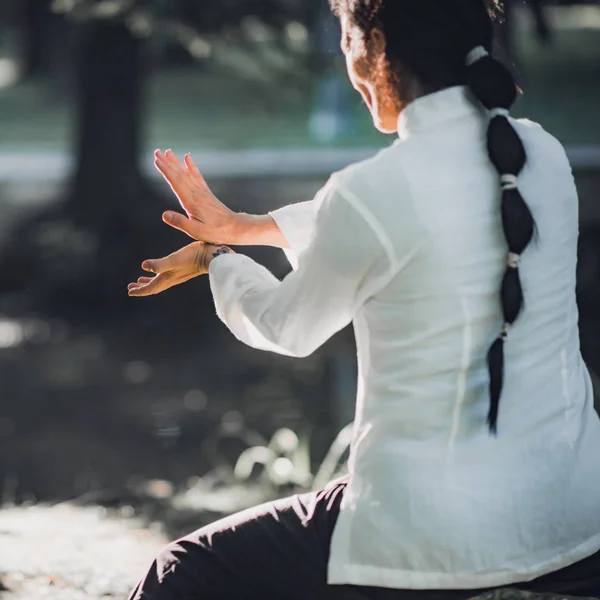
[466,46,535,433]
[330,0,535,434]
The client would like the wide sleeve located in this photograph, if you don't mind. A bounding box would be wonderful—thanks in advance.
[208,178,393,358]
[268,184,330,270]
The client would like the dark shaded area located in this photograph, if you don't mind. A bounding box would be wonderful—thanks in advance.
[0,172,351,507]
[0,18,180,318]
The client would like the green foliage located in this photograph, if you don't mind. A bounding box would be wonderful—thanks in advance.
[50,0,319,93]
[170,422,353,516]
[232,423,353,491]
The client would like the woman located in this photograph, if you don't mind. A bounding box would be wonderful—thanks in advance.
[127,0,600,598]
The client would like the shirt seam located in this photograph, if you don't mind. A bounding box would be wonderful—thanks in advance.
[333,180,426,311]
[333,182,400,273]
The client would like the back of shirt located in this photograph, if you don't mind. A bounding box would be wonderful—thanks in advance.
[345,113,587,444]
[327,87,600,589]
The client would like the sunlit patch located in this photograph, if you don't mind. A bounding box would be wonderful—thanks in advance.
[271,457,294,481]
[143,479,174,500]
[126,11,153,38]
[553,6,600,30]
[270,428,299,453]
[234,445,274,480]
[241,16,274,43]
[188,37,212,59]
[285,21,309,48]
[119,505,135,518]
[0,319,24,349]
[0,59,19,90]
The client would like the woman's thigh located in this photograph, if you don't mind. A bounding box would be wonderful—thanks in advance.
[127,482,346,600]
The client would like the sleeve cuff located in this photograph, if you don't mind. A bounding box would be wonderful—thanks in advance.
[207,251,248,277]
[269,206,307,255]
[269,203,319,271]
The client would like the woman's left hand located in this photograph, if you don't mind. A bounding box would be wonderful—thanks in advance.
[128,242,235,297]
[154,150,241,245]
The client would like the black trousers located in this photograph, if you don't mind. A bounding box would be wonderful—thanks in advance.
[128,480,600,600]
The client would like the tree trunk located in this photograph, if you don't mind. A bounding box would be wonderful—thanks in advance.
[20,0,52,79]
[0,19,159,315]
[0,15,211,321]
[69,19,145,221]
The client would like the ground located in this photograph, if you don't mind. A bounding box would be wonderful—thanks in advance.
[0,503,167,600]
[2,505,599,600]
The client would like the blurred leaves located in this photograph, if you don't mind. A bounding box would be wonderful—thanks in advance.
[51,0,136,20]
[50,0,321,98]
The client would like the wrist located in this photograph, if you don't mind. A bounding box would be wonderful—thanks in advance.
[204,244,235,270]
[232,213,287,248]
[231,213,257,246]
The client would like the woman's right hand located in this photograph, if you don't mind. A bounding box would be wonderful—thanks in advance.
[127,241,235,297]
[154,149,241,245]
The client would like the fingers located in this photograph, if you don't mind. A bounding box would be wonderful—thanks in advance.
[128,273,173,297]
[127,277,153,290]
[155,150,205,219]
[129,271,199,298]
[184,153,207,185]
[154,155,183,187]
[155,150,206,189]
[162,210,207,241]
[155,149,187,178]
[155,148,182,165]
[164,149,184,167]
[154,150,188,193]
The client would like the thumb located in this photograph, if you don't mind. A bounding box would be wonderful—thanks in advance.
[163,211,205,241]
[141,250,178,273]
[141,258,163,273]
[142,242,205,274]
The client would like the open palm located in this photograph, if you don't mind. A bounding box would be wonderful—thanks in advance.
[154,150,237,244]
[127,241,209,297]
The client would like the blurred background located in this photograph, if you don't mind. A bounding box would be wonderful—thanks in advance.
[0,0,599,538]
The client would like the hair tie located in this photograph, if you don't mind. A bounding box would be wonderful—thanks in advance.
[500,322,511,339]
[507,253,521,269]
[489,107,510,119]
[501,174,518,190]
[466,46,489,66]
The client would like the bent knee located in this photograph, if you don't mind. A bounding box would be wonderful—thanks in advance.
[128,540,203,599]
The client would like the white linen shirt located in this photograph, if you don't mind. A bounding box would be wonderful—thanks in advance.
[208,86,600,590]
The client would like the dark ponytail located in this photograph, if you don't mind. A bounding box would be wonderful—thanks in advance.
[466,48,535,434]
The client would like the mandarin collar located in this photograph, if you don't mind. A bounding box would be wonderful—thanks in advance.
[396,86,482,140]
